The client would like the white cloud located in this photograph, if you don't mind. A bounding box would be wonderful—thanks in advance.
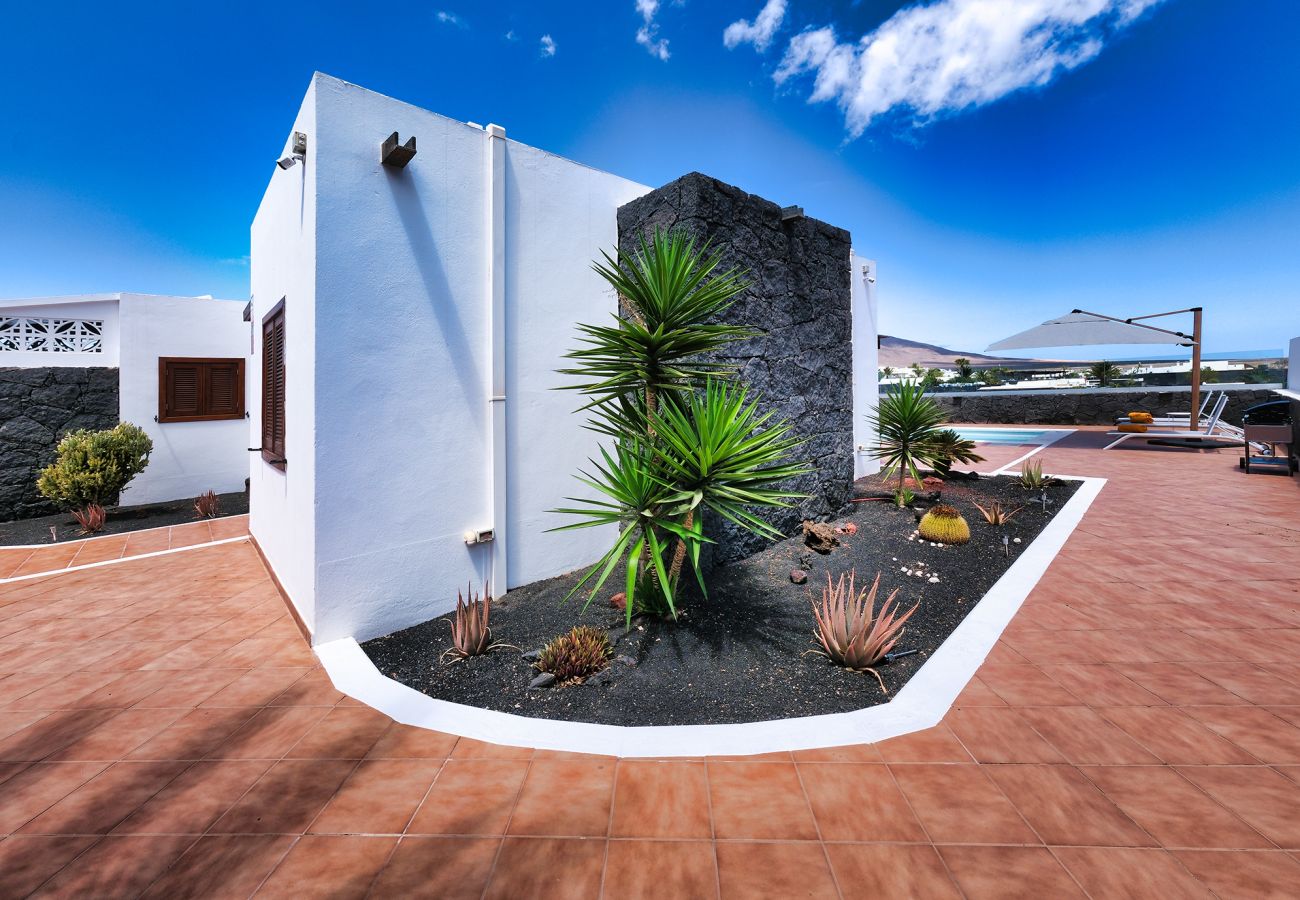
[435,10,465,27]
[504,29,518,42]
[724,0,788,52]
[770,0,1165,136]
[540,34,557,57]
[635,0,671,61]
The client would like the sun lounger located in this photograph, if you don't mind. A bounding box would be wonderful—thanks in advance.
[1107,394,1241,442]
[1116,391,1218,426]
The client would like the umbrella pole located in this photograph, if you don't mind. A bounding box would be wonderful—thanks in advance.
[1189,307,1203,433]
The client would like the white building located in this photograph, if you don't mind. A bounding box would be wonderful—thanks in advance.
[0,292,249,507]
[250,73,879,645]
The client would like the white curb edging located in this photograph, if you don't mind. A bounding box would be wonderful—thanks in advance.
[314,475,1106,757]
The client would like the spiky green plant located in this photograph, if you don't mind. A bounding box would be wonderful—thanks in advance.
[552,228,811,628]
[971,500,1023,526]
[536,625,613,684]
[867,380,946,506]
[918,504,971,544]
[1018,460,1059,490]
[927,429,985,477]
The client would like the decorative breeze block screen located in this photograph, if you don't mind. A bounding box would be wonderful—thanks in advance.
[0,317,105,353]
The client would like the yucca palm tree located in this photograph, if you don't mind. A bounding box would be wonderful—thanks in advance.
[553,228,811,626]
[868,380,946,505]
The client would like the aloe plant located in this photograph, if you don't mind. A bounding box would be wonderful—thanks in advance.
[809,570,918,691]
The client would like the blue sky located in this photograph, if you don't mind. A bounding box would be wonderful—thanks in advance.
[2,0,1297,359]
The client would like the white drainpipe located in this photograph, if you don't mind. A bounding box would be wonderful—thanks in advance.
[485,124,509,594]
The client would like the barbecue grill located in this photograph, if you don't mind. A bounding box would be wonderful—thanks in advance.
[1239,399,1296,474]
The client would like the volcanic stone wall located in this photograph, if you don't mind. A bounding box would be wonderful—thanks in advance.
[618,172,854,565]
[0,367,120,521]
[930,385,1280,427]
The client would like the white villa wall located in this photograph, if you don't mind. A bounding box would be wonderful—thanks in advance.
[1288,336,1299,392]
[302,74,649,643]
[249,81,319,633]
[851,256,882,478]
[117,294,248,505]
[1,293,247,506]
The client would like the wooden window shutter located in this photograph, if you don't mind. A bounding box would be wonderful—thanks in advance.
[261,301,286,468]
[158,357,245,423]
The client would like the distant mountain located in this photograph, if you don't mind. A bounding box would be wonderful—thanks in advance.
[877,336,1044,369]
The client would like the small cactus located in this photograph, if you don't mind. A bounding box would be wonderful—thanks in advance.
[536,625,613,684]
[917,504,970,545]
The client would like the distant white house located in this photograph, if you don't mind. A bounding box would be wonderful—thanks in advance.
[0,293,249,507]
[249,73,880,645]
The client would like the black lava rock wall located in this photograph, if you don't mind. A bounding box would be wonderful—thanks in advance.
[618,172,855,565]
[930,385,1280,427]
[0,367,120,522]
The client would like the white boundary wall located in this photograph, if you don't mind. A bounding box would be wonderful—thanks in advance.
[0,293,248,506]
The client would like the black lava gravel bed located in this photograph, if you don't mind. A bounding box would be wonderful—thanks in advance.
[0,491,249,546]
[363,474,1080,726]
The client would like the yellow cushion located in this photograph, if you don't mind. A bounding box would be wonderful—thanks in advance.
[1127,412,1154,424]
[1118,423,1148,433]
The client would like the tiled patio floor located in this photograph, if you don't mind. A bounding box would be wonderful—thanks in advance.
[0,516,250,581]
[1,432,1298,898]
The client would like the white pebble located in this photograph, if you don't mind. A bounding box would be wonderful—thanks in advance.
[1013,537,1022,544]
[928,576,940,583]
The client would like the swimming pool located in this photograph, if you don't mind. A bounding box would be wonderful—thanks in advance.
[954,427,1054,445]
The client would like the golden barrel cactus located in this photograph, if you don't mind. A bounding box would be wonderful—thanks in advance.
[918,504,971,544]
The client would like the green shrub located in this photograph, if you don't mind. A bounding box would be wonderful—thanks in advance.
[36,423,153,509]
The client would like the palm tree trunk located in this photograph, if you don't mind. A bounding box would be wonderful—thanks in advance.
[667,508,693,585]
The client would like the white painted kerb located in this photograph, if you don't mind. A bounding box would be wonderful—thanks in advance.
[315,476,1105,757]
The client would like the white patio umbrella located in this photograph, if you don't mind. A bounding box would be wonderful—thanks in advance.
[986,307,1204,431]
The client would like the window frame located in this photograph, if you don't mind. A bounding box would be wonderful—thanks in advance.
[261,299,287,470]
[157,357,246,424]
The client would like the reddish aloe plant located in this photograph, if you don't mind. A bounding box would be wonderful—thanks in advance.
[442,584,509,663]
[193,490,222,519]
[809,570,918,692]
[72,503,107,535]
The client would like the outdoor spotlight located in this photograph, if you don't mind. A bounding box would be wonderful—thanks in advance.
[277,131,308,170]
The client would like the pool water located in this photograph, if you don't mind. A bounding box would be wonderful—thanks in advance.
[954,427,1053,445]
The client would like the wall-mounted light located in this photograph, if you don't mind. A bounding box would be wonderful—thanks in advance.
[781,205,804,222]
[276,131,307,170]
[381,132,417,168]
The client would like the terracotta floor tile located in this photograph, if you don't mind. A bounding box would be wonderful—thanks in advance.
[49,707,187,761]
[1201,664,1300,706]
[132,667,246,709]
[209,758,357,835]
[17,760,188,836]
[113,759,274,835]
[938,845,1085,898]
[365,723,458,759]
[0,834,99,896]
[33,833,196,898]
[714,841,837,899]
[507,758,616,837]
[309,759,442,835]
[168,522,214,550]
[825,843,959,899]
[1017,706,1161,765]
[6,672,126,711]
[977,663,1081,706]
[890,764,1039,844]
[952,675,1007,706]
[874,724,973,763]
[610,759,712,839]
[1180,705,1300,764]
[798,763,926,842]
[0,761,110,834]
[483,836,606,900]
[122,528,173,557]
[1176,766,1300,849]
[127,706,261,761]
[1173,849,1300,899]
[707,761,818,841]
[283,706,391,760]
[449,737,534,760]
[1118,663,1252,706]
[138,834,295,899]
[943,706,1065,763]
[257,835,398,899]
[367,836,500,899]
[1099,706,1261,765]
[604,839,719,899]
[199,667,312,708]
[406,759,529,836]
[266,669,343,707]
[1080,765,1271,849]
[987,764,1156,847]
[791,742,883,763]
[1053,847,1212,899]
[207,705,330,760]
